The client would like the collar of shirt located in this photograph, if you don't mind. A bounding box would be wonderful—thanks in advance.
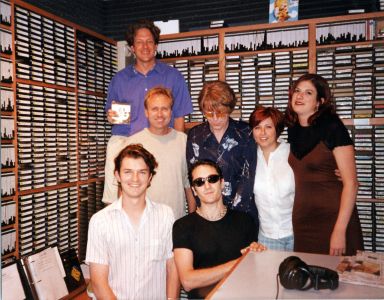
[144,127,176,140]
[201,118,241,146]
[257,138,289,163]
[106,196,154,227]
[125,60,165,78]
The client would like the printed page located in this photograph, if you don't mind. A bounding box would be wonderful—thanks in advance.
[27,247,68,300]
[1,263,26,300]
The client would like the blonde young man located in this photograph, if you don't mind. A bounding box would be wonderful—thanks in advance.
[103,86,195,218]
[86,144,178,299]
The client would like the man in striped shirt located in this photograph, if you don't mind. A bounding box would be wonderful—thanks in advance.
[86,144,179,299]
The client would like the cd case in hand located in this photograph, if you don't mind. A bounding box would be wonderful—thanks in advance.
[111,102,131,124]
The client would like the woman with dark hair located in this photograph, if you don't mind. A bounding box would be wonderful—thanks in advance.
[249,106,294,251]
[286,73,363,256]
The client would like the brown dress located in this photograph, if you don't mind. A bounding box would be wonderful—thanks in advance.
[288,113,364,255]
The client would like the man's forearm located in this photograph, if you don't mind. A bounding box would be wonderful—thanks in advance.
[166,258,180,299]
[91,275,117,300]
[179,259,237,292]
[92,282,116,300]
[90,263,117,300]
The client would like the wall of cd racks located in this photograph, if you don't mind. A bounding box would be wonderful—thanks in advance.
[158,12,384,252]
[0,0,117,263]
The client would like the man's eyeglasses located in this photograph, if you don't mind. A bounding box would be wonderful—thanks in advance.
[192,174,221,187]
[204,111,228,119]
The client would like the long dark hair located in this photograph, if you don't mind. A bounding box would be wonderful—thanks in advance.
[285,73,335,127]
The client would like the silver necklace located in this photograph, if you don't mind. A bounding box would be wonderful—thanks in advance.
[196,206,227,221]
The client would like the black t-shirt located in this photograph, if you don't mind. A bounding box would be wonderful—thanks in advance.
[172,209,257,298]
[288,111,353,160]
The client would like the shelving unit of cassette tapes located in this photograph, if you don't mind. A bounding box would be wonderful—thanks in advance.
[0,0,117,264]
[158,12,384,252]
[1,0,17,262]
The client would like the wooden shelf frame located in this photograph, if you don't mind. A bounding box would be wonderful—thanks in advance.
[1,167,16,173]
[160,11,384,76]
[160,12,384,125]
[1,0,117,263]
[1,224,16,231]
[0,111,14,116]
[1,0,18,262]
[160,12,384,41]
[2,252,16,260]
[16,79,76,92]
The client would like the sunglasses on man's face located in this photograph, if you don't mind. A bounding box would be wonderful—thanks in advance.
[192,174,221,187]
[204,111,228,119]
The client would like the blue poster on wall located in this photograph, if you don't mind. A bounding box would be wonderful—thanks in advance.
[269,0,299,23]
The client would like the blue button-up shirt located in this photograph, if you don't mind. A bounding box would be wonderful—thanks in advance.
[105,61,193,136]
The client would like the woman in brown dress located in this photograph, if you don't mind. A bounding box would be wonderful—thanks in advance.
[285,73,364,256]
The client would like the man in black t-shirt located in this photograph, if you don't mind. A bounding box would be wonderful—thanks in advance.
[172,159,266,299]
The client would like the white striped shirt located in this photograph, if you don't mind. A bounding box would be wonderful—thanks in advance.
[86,197,175,300]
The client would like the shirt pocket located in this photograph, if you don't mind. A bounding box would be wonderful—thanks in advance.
[149,238,166,261]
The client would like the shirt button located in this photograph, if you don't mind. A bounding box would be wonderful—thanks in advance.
[145,88,148,91]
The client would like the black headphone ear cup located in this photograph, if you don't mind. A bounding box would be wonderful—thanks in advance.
[279,256,312,290]
[308,265,339,290]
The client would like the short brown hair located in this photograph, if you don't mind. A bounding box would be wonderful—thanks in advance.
[198,80,237,114]
[114,144,158,179]
[126,20,161,47]
[249,105,285,137]
[144,86,174,109]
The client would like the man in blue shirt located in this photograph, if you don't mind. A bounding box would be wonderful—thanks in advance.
[105,19,193,136]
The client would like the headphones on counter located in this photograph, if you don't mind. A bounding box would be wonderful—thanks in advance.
[278,256,339,291]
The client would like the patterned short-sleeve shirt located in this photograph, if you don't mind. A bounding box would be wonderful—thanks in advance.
[186,118,258,228]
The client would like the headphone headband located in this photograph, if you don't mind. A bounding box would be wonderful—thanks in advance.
[279,256,339,291]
